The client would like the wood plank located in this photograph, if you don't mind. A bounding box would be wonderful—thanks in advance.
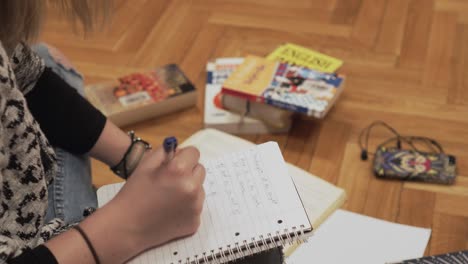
[422,12,457,89]
[337,143,372,213]
[435,193,468,217]
[375,0,411,54]
[405,176,468,197]
[430,213,468,255]
[282,120,314,165]
[308,119,351,184]
[435,0,468,23]
[397,188,435,228]
[449,25,468,104]
[193,1,333,23]
[363,177,402,221]
[398,0,434,70]
[339,64,422,85]
[130,0,196,67]
[330,0,362,24]
[208,12,353,37]
[295,119,322,172]
[351,0,388,48]
[114,0,172,51]
[179,24,226,81]
[435,0,468,12]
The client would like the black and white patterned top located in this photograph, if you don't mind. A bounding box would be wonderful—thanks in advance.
[0,42,64,262]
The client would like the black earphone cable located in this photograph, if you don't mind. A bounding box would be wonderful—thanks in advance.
[359,121,444,161]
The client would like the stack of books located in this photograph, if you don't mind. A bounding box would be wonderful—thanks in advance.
[204,58,293,134]
[83,43,345,132]
[204,43,345,134]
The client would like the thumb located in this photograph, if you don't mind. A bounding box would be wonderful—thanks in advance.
[140,146,167,169]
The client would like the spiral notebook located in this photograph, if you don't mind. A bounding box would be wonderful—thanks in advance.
[98,141,312,264]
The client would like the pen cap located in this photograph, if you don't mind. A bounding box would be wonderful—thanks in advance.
[163,136,178,153]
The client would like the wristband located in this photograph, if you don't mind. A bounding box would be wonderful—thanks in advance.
[110,131,151,179]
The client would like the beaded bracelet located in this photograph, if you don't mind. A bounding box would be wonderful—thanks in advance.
[110,131,151,179]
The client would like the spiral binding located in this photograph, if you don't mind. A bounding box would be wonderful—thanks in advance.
[170,225,309,264]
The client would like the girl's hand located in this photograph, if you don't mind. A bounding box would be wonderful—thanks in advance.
[110,146,206,252]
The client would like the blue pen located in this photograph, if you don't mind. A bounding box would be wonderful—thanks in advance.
[163,136,178,163]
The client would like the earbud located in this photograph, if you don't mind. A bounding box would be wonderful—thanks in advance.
[361,150,368,161]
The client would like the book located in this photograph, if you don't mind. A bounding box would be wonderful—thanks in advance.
[98,141,312,263]
[97,129,346,263]
[222,55,346,118]
[217,92,293,129]
[267,43,343,73]
[85,64,197,127]
[204,58,292,134]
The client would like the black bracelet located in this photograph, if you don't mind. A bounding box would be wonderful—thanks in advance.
[73,225,100,264]
[110,131,151,179]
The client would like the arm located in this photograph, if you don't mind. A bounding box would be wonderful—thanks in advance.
[25,67,108,155]
[46,146,206,263]
[10,146,205,264]
[88,119,131,167]
[25,67,132,167]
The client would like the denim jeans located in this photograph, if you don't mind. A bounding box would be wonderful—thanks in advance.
[32,43,97,225]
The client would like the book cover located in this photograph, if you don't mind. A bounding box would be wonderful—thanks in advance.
[222,55,345,118]
[267,43,343,73]
[85,64,197,126]
[204,58,291,134]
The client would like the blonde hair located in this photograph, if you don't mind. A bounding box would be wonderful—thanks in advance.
[0,0,110,53]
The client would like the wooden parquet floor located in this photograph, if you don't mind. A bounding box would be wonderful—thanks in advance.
[41,0,468,256]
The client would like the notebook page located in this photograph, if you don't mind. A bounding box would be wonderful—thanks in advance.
[180,128,346,228]
[98,142,311,264]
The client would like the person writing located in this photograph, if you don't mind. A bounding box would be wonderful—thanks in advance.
[0,1,283,263]
[0,1,205,263]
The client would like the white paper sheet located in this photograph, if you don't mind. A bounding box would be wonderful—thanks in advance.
[286,209,431,264]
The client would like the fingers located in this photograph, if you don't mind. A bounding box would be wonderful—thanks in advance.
[174,146,200,167]
[141,146,166,167]
[168,146,200,175]
[191,165,206,219]
[194,187,205,215]
[192,163,206,186]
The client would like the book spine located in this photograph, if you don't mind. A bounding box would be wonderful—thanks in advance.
[264,98,310,115]
[221,87,265,103]
[206,70,213,85]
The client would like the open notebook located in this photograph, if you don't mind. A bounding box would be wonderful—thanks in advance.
[97,129,346,263]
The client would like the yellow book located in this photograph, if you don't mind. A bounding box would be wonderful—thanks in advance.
[267,43,343,73]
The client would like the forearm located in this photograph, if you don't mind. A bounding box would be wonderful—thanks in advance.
[45,202,142,264]
[89,119,131,167]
